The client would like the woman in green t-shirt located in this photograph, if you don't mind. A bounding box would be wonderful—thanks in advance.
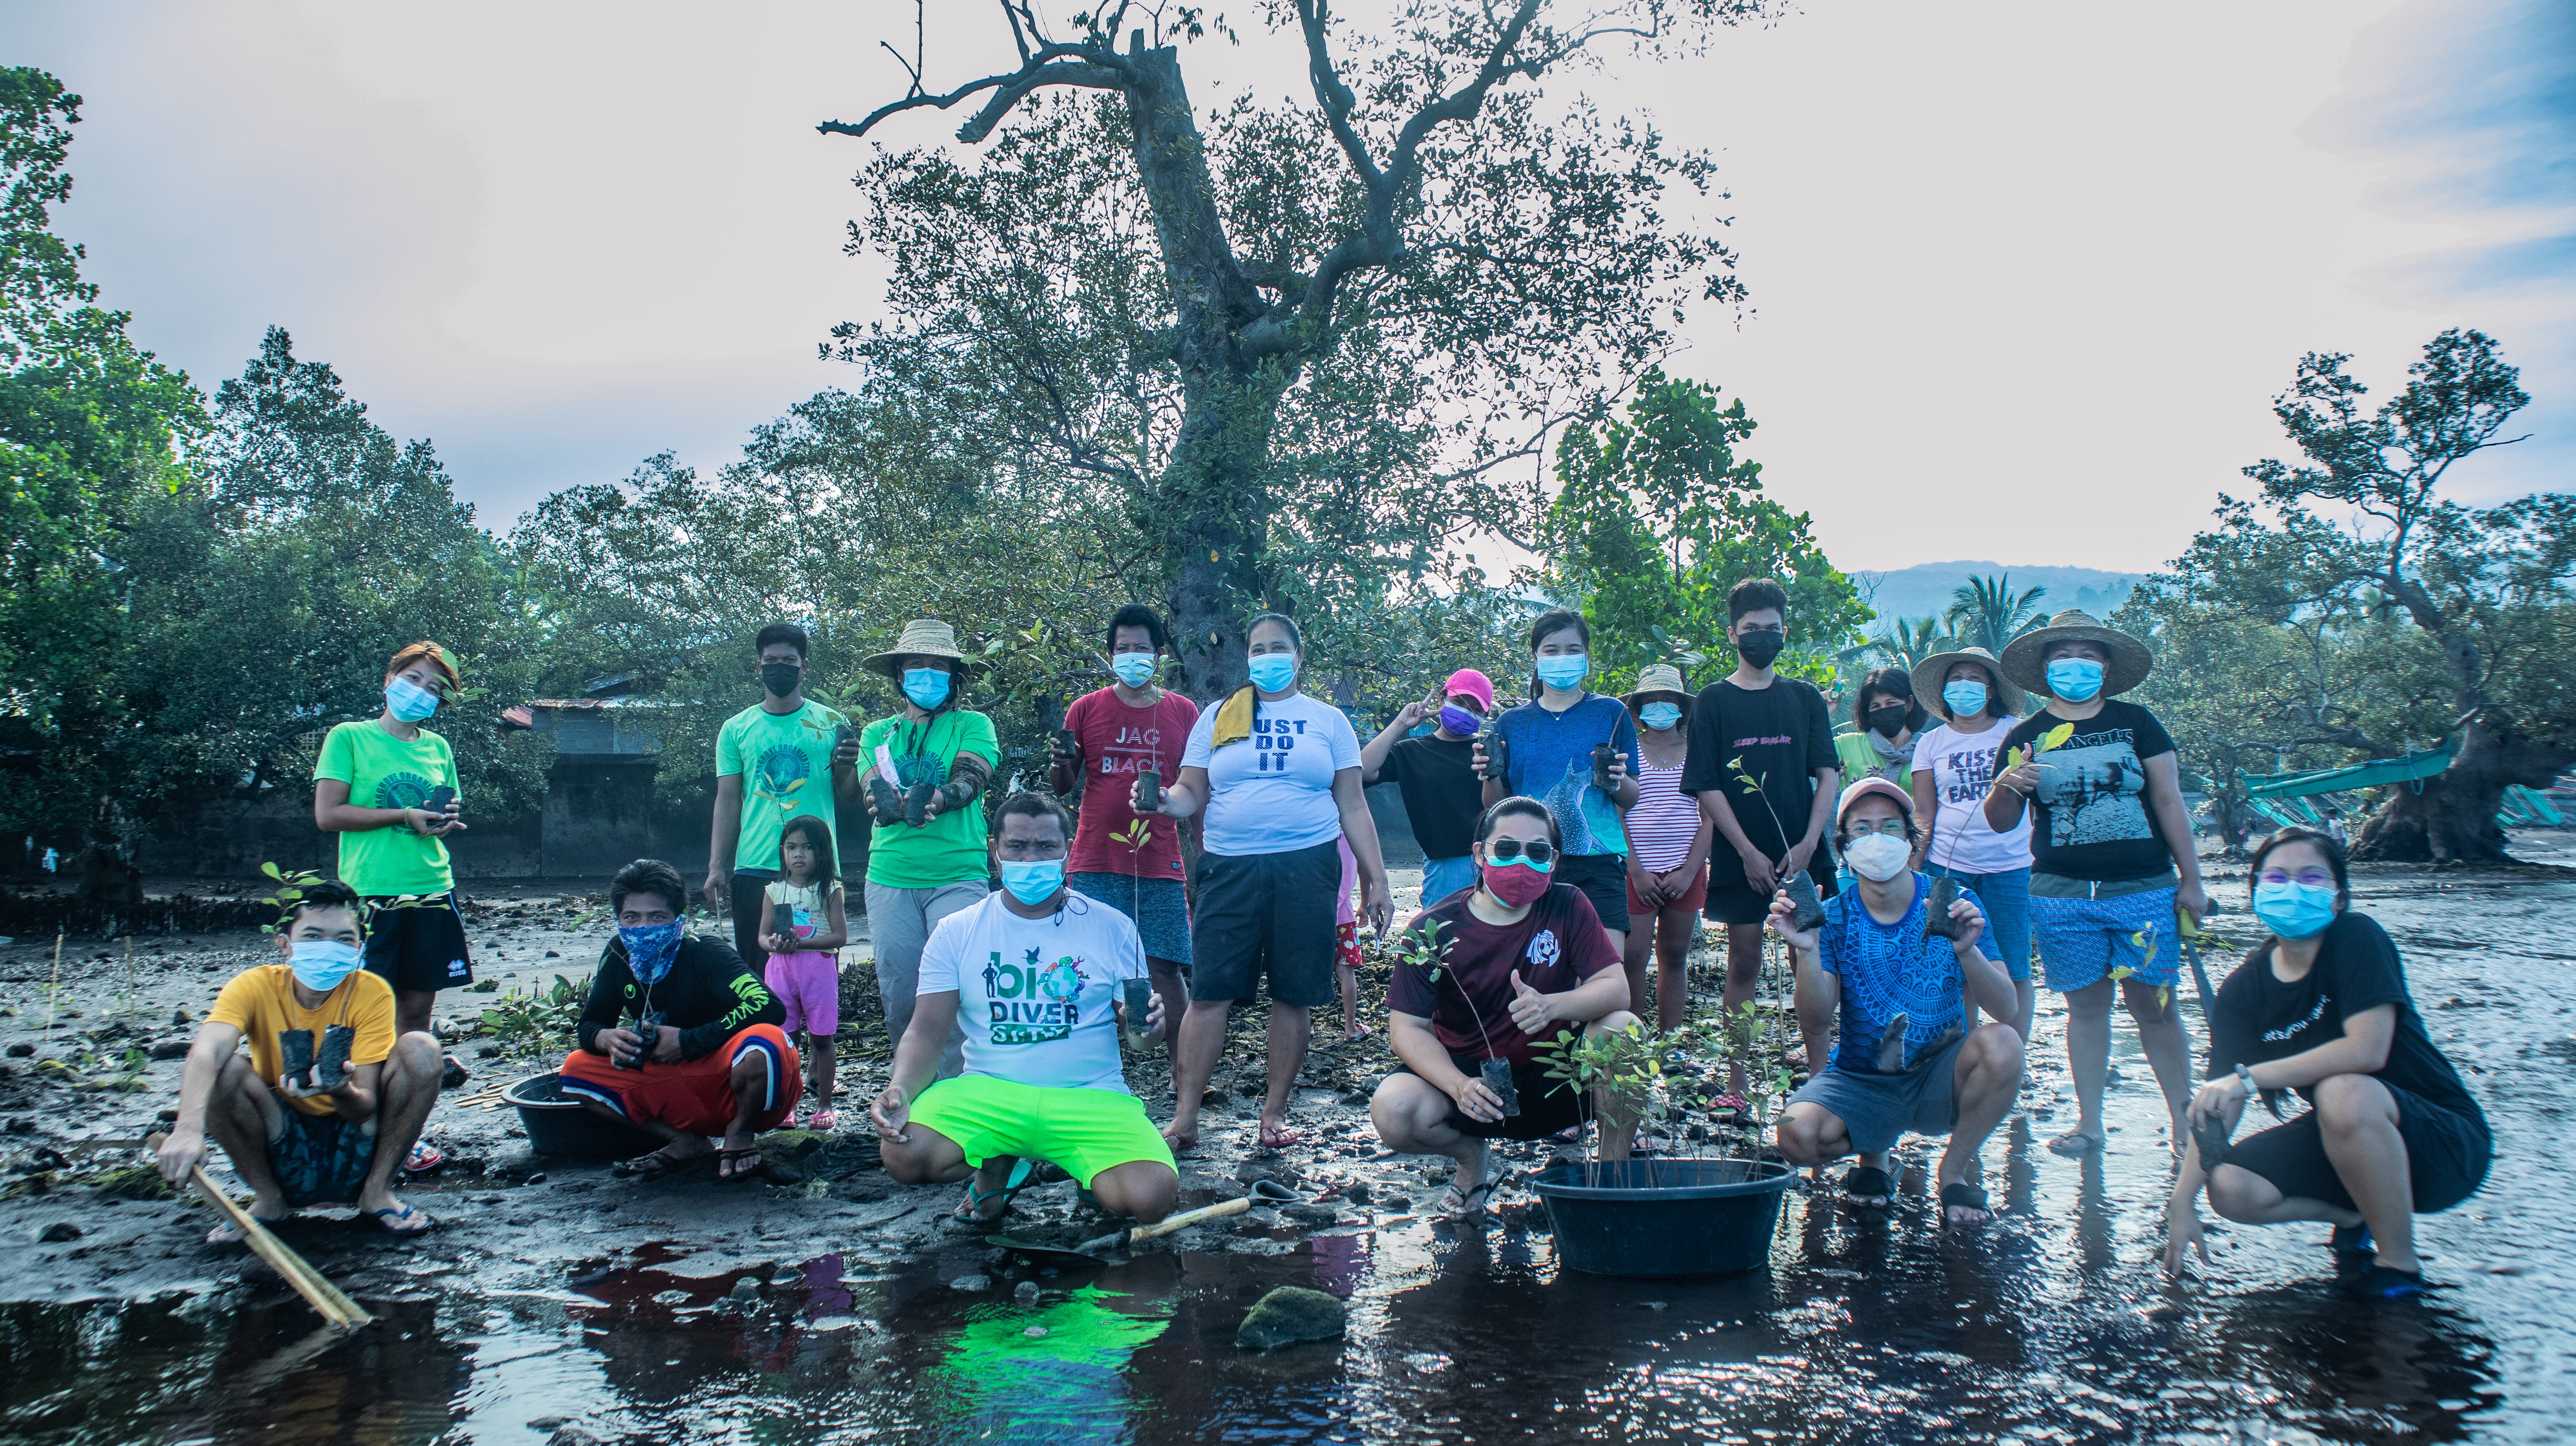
[856,619,1000,1080]
[311,640,477,1175]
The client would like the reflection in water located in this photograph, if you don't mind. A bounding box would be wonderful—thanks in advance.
[916,1286,1170,1441]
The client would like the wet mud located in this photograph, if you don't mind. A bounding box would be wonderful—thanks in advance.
[1,855,2571,1444]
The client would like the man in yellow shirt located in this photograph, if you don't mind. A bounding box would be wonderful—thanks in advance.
[155,881,443,1241]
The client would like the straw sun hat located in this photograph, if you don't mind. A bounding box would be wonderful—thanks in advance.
[1997,609,2154,699]
[863,618,975,679]
[1908,645,2028,718]
[1623,663,1691,708]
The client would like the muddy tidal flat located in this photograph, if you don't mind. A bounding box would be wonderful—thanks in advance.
[0,857,2570,1445]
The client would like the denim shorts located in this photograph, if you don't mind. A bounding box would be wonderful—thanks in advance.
[1924,864,2030,982]
[1068,873,1193,965]
[1419,855,1478,909]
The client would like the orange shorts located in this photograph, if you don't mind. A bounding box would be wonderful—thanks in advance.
[559,1023,801,1137]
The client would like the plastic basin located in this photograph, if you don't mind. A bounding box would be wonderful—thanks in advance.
[504,1072,662,1158]
[1531,1156,1794,1278]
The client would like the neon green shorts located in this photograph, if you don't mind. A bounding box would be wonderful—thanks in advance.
[906,1073,1177,1188]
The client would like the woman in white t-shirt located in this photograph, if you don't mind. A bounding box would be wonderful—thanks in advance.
[1137,612,1393,1152]
[1906,646,2037,1043]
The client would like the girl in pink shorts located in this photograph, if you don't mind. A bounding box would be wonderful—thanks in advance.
[761,815,849,1129]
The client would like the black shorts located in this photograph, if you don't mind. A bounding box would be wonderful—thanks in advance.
[362,893,474,994]
[1703,858,1839,926]
[731,869,778,975]
[1554,852,1631,934]
[1395,1052,1591,1142]
[2227,1082,2491,1215]
[1188,840,1339,1008]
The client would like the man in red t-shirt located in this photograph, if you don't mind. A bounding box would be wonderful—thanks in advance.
[1371,797,1639,1218]
[1049,603,1202,1047]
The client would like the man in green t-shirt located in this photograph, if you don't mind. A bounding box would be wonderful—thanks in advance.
[313,641,477,1176]
[857,618,999,1079]
[704,622,861,975]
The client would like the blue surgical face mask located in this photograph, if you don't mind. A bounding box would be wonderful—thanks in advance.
[1534,653,1590,691]
[2253,880,2338,940]
[1110,652,1157,687]
[1437,704,1483,737]
[619,920,685,986]
[384,677,440,722]
[2046,657,2105,703]
[903,667,952,710]
[1246,652,1298,693]
[1942,681,1989,717]
[287,938,365,992]
[1638,702,1682,732]
[999,858,1066,906]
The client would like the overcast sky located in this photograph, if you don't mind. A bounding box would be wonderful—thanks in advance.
[9,0,2568,574]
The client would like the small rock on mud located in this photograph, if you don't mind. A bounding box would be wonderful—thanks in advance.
[1236,1286,1348,1350]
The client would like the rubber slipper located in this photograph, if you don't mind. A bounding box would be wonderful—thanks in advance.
[809,1110,840,1133]
[1842,1166,1895,1206]
[1440,1169,1501,1219]
[613,1149,687,1179]
[207,1216,289,1249]
[955,1158,1036,1221]
[403,1140,445,1174]
[369,1204,433,1236]
[1938,1180,1991,1221]
[717,1148,764,1183]
[2345,1264,2430,1299]
[2046,1129,2105,1156]
[2330,1223,2376,1278]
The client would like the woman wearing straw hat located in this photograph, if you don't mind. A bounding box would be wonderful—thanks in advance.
[856,619,1001,1082]
[1621,664,1711,1031]
[1985,610,2208,1157]
[1905,645,2036,1047]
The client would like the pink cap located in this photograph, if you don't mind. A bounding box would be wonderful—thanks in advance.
[1836,776,1914,825]
[1443,669,1495,712]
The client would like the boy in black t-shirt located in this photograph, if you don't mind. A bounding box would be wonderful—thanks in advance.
[2164,829,2488,1298]
[1677,578,1840,1097]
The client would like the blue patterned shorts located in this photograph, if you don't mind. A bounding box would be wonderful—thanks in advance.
[2031,884,2179,993]
[1068,874,1193,966]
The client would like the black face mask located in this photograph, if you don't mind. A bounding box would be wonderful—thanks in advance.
[1869,705,1909,738]
[760,662,802,698]
[1736,629,1785,668]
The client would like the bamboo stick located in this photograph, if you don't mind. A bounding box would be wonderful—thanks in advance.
[42,932,61,1043]
[146,1133,372,1328]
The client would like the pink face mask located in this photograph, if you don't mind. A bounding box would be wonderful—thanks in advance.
[1480,857,1553,907]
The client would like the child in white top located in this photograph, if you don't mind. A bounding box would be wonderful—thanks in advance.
[760,814,850,1128]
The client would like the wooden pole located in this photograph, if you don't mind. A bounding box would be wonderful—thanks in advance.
[123,934,135,1019]
[146,1133,372,1328]
[42,932,61,1044]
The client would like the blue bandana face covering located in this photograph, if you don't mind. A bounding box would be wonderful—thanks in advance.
[288,939,365,992]
[1110,652,1157,687]
[2046,658,2105,703]
[619,920,685,987]
[903,667,952,710]
[1534,653,1590,692]
[2253,881,2338,940]
[1247,653,1298,693]
[1638,702,1682,731]
[1942,681,1989,717]
[384,677,440,722]
[1000,858,1066,906]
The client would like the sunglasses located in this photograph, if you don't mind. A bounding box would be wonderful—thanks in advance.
[1485,838,1556,865]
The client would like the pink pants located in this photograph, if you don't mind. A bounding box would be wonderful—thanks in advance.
[764,950,840,1036]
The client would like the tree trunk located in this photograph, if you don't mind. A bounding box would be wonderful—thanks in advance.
[2350,713,2576,863]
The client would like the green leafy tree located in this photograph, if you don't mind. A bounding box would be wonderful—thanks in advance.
[1537,370,1866,692]
[818,1,1766,698]
[2126,329,2573,862]
[1944,572,2048,656]
[1864,615,1955,672]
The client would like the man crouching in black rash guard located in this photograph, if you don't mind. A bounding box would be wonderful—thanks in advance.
[2164,828,2490,1298]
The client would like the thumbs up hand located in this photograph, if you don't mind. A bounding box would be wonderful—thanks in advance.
[1506,968,1555,1034]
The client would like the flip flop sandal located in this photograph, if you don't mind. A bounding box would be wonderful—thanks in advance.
[2330,1223,2377,1278]
[1842,1166,1896,1207]
[403,1140,445,1174]
[2345,1264,2430,1299]
[207,1216,289,1249]
[369,1204,433,1236]
[954,1158,1036,1221]
[1938,1180,1991,1220]
[809,1110,840,1133]
[613,1150,686,1179]
[717,1148,764,1183]
[2046,1129,2106,1156]
[1440,1171,1502,1219]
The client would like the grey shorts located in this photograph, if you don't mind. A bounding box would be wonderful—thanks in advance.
[1786,1036,1964,1155]
[1067,873,1193,966]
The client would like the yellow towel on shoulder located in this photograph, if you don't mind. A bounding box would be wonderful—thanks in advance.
[1210,685,1257,749]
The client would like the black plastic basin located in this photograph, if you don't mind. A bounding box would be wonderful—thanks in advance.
[1530,1156,1795,1278]
[504,1072,662,1158]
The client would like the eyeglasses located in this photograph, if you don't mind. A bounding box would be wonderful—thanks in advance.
[2257,868,2335,889]
[1485,838,1556,865]
[1844,819,1909,839]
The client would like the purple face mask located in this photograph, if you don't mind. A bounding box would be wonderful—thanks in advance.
[1438,705,1482,737]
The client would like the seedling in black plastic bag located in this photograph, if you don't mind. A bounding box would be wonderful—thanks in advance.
[279,1029,317,1089]
[1134,764,1162,814]
[1590,741,1620,791]
[618,1011,668,1070]
[1782,871,1827,931]
[1479,1057,1522,1117]
[1921,876,1965,942]
[316,1024,355,1090]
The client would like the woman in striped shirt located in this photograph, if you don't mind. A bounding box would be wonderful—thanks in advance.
[1621,665,1712,1030]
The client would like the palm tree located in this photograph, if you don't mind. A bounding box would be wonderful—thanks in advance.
[1867,615,1954,671]
[1946,573,2049,657]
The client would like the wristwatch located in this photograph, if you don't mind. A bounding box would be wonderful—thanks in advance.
[2233,1062,2258,1098]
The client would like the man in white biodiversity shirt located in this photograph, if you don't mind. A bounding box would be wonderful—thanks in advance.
[870,793,1177,1225]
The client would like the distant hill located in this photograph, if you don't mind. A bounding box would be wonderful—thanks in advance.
[1851,561,2148,626]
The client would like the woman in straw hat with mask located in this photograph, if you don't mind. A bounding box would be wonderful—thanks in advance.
[1906,645,2036,1047]
[857,619,1001,1082]
[1985,610,2208,1158]
[1621,664,1711,1031]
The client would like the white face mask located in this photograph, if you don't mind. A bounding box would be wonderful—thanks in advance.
[1843,831,1911,882]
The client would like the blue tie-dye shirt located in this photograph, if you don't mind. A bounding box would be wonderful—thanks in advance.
[1493,693,1641,859]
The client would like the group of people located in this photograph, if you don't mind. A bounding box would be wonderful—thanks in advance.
[148,585,2490,1294]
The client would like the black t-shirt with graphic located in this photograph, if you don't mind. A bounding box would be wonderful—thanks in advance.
[2208,911,2481,1122]
[1378,734,1484,861]
[1999,699,2177,881]
[1677,677,1838,889]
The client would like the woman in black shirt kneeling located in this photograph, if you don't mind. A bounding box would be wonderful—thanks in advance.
[2163,828,2490,1297]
